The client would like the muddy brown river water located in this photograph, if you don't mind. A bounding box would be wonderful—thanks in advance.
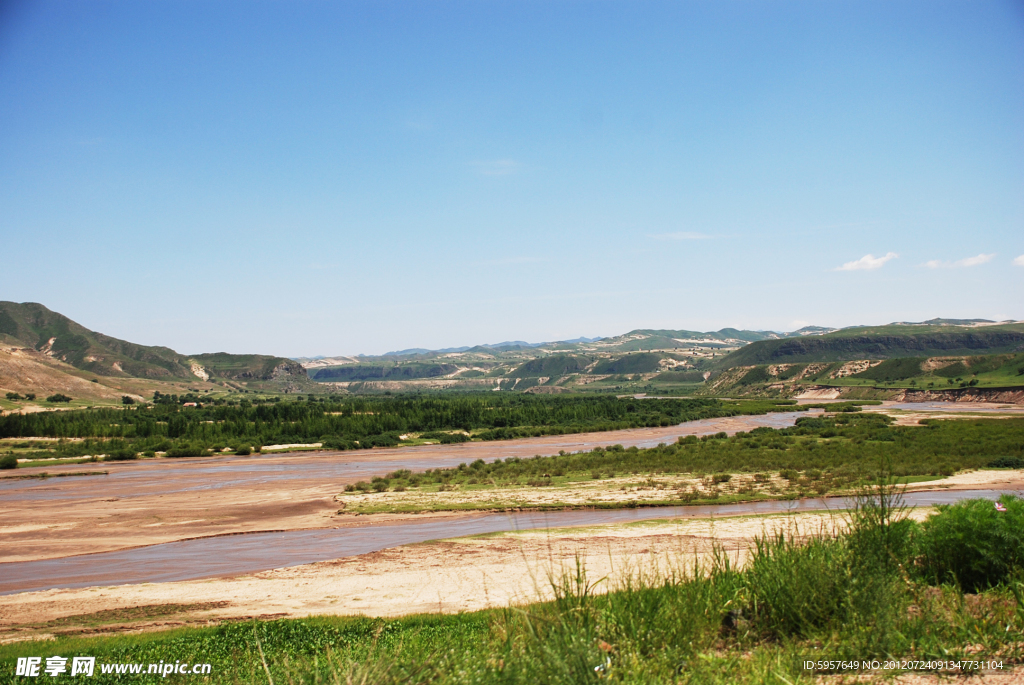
[0,489,1011,595]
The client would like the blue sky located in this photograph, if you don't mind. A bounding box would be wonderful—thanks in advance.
[1,0,1022,356]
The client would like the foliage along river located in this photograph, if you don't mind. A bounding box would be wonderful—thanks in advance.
[0,408,1014,595]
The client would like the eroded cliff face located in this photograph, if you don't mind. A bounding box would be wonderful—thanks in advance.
[270,361,305,379]
[895,387,1024,404]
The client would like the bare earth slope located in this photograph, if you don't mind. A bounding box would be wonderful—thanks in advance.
[0,346,133,402]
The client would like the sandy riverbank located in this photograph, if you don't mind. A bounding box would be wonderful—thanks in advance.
[0,509,927,643]
[335,468,1024,515]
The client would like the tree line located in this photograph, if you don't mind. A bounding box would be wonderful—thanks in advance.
[0,394,804,458]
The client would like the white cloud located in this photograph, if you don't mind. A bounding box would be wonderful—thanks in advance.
[923,253,995,269]
[835,252,898,271]
[1013,254,1024,267]
[471,159,519,176]
[648,231,711,240]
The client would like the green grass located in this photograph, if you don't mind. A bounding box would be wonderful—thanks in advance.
[3,491,1021,684]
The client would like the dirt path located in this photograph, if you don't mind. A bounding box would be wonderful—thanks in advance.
[0,510,914,642]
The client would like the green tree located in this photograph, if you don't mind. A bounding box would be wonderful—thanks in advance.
[122,395,135,405]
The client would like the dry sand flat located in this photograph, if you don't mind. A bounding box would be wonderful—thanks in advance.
[0,510,917,642]
[903,469,1024,491]
[342,473,818,513]
[863,401,1024,427]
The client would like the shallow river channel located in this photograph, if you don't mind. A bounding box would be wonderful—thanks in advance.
[0,489,1010,595]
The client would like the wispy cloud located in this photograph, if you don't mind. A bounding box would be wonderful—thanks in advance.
[648,231,711,240]
[471,159,519,176]
[1013,254,1024,267]
[835,252,898,271]
[923,253,995,269]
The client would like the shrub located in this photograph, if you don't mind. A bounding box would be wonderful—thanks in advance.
[439,432,471,444]
[987,456,1024,469]
[235,445,252,455]
[46,393,72,403]
[363,433,400,448]
[321,435,356,451]
[165,445,206,458]
[915,495,1024,592]
[121,396,135,405]
[0,454,17,469]
[106,449,138,461]
[740,366,771,385]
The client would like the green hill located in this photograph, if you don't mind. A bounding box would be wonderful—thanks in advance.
[310,362,458,381]
[591,352,669,374]
[0,301,306,383]
[0,301,192,379]
[191,353,306,381]
[510,354,593,378]
[714,323,1024,368]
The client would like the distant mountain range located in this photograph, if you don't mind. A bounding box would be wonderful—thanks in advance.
[2,300,1020,403]
[296,328,841,363]
[300,320,1018,363]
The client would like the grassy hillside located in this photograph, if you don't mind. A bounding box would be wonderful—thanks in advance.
[190,352,306,381]
[0,301,192,379]
[703,353,1024,399]
[510,354,594,377]
[0,302,310,401]
[592,352,674,374]
[715,323,1024,368]
[310,362,459,382]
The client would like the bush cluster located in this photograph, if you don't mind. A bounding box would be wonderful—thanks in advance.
[367,414,1023,492]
